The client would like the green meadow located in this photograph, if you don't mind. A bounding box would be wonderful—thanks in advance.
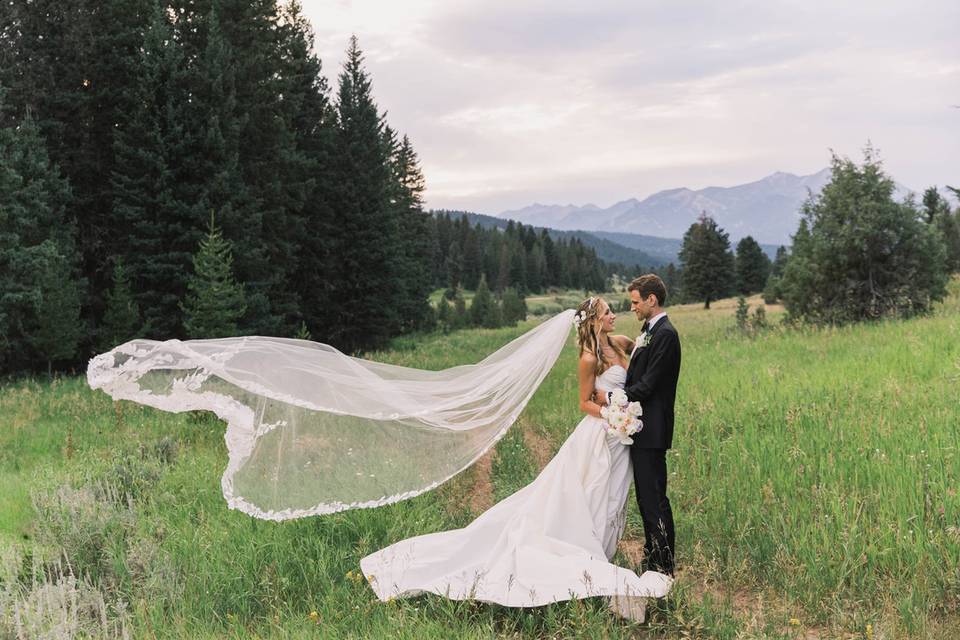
[1,281,958,638]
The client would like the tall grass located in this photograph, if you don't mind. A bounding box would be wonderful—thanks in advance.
[0,283,958,638]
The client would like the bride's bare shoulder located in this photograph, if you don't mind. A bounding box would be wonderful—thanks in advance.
[577,352,597,374]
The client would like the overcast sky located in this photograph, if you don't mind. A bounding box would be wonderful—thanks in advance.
[302,0,959,214]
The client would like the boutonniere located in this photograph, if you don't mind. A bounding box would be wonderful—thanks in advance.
[635,332,652,350]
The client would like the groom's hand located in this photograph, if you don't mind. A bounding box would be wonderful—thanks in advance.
[593,391,609,407]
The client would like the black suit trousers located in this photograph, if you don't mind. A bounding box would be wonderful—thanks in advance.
[630,447,675,575]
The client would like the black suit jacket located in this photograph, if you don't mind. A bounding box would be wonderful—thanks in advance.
[624,316,681,449]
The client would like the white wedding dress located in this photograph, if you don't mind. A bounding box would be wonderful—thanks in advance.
[360,364,673,613]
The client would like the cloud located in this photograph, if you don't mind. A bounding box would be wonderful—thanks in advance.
[301,0,960,214]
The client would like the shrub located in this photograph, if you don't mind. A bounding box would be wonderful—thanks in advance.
[30,484,135,587]
[0,547,130,639]
[751,305,768,331]
[735,296,750,333]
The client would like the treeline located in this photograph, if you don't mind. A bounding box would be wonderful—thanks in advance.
[672,146,960,324]
[430,212,612,294]
[0,1,436,375]
[434,276,528,333]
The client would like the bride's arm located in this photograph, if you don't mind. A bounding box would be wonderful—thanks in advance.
[610,334,633,352]
[577,355,605,419]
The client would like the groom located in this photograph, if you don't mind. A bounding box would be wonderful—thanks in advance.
[610,274,681,576]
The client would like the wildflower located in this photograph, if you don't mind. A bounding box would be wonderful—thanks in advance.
[789,617,800,626]
[866,623,873,639]
[308,611,320,624]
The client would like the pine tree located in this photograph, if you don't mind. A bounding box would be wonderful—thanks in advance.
[779,220,815,319]
[461,223,482,290]
[509,239,527,293]
[0,103,83,375]
[111,3,199,339]
[31,249,84,377]
[436,298,452,332]
[735,235,771,294]
[432,213,453,287]
[935,206,960,273]
[180,213,247,338]
[470,275,498,328]
[452,289,468,329]
[770,245,789,278]
[97,257,141,352]
[387,131,434,331]
[445,241,463,291]
[241,0,318,337]
[781,147,948,324]
[526,241,546,293]
[483,298,503,329]
[187,6,268,333]
[327,36,402,351]
[279,1,338,341]
[678,213,736,309]
[541,231,561,281]
[662,263,681,304]
[763,245,790,303]
[500,287,527,326]
[496,242,512,292]
[921,187,950,224]
[922,186,960,274]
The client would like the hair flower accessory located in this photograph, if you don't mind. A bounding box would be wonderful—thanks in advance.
[573,297,596,327]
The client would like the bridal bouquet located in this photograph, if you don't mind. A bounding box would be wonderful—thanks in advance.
[600,389,643,445]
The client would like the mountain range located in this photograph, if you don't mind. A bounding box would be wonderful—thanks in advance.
[495,169,922,245]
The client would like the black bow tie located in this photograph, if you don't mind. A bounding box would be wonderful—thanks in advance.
[640,321,650,333]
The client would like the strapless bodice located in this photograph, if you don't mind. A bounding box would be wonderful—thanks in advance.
[595,364,626,393]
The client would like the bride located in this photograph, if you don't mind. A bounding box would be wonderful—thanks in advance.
[360,296,673,617]
[86,295,673,619]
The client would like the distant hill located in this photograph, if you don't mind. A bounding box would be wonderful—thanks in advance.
[431,210,663,268]
[495,169,924,245]
[588,230,782,264]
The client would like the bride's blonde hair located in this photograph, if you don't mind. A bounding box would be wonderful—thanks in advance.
[574,296,627,377]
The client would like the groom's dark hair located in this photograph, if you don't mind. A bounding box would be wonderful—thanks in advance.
[628,274,667,306]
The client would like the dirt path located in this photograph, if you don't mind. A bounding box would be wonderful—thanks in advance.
[520,420,555,471]
[466,449,495,515]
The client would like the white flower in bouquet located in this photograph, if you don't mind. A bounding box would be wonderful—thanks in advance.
[610,388,628,406]
[627,401,642,417]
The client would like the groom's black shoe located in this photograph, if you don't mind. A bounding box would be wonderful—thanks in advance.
[640,545,674,577]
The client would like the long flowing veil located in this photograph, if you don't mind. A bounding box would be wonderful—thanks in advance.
[86,309,575,520]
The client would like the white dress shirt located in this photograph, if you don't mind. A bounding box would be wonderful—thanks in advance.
[646,311,667,331]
